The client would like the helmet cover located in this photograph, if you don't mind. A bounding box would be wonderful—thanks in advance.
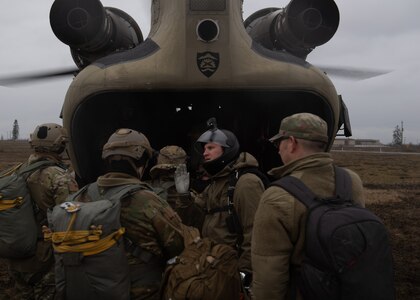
[102,128,153,161]
[29,123,68,153]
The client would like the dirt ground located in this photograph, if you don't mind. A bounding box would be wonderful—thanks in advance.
[0,141,419,299]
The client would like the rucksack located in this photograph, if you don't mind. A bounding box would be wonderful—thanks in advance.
[46,183,149,300]
[271,166,395,300]
[160,224,241,300]
[0,160,56,258]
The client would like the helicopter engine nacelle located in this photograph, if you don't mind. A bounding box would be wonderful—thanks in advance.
[244,0,339,59]
[50,0,143,69]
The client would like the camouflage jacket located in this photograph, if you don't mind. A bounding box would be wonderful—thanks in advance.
[251,153,365,300]
[9,153,78,273]
[196,152,265,273]
[92,172,184,300]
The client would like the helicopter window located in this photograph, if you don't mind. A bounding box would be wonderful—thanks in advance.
[190,0,226,12]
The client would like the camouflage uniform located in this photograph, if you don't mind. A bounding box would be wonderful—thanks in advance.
[251,113,365,300]
[7,153,78,300]
[149,146,204,229]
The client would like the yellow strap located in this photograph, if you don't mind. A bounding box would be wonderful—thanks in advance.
[0,197,23,211]
[0,163,23,178]
[51,229,102,245]
[52,227,125,256]
[55,213,78,244]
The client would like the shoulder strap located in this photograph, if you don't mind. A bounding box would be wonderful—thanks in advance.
[226,166,269,201]
[333,166,353,201]
[271,176,318,209]
[18,160,57,176]
[237,166,270,188]
[68,182,151,202]
[205,167,268,251]
[108,184,151,202]
[270,165,354,208]
[67,183,90,201]
[0,163,23,178]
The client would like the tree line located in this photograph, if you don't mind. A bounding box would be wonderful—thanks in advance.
[0,119,410,146]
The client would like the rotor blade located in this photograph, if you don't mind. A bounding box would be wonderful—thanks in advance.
[0,67,78,86]
[316,65,392,80]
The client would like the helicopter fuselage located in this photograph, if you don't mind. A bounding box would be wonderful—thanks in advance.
[52,0,345,184]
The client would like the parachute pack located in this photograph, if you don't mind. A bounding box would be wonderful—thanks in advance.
[46,183,148,300]
[0,160,55,258]
[271,166,395,300]
[160,224,241,300]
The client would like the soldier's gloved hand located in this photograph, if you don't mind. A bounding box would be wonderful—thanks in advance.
[175,164,190,194]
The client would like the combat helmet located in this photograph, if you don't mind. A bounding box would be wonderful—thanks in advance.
[196,118,240,175]
[102,128,153,162]
[29,123,68,153]
[150,145,187,178]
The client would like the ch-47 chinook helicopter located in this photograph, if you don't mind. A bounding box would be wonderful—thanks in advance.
[48,0,352,185]
[4,0,379,185]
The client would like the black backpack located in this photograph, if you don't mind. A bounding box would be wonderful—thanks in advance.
[271,166,395,300]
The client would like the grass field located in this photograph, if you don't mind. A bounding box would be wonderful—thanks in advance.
[332,150,420,299]
[0,141,419,298]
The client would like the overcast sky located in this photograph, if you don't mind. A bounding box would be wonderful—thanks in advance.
[0,0,419,144]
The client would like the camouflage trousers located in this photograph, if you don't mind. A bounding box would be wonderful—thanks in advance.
[6,268,55,300]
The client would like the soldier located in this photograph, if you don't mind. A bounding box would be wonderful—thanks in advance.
[149,145,204,229]
[251,113,365,299]
[193,120,266,292]
[72,128,184,300]
[6,123,78,300]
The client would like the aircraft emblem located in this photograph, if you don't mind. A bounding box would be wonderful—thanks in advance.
[197,52,219,77]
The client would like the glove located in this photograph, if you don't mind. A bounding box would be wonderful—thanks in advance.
[174,164,190,194]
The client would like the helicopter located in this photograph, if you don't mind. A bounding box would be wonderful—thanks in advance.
[1,0,384,185]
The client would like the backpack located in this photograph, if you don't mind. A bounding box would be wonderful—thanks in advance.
[46,183,148,300]
[0,160,55,258]
[160,224,241,300]
[271,166,395,300]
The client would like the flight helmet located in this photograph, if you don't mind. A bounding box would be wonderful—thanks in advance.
[196,118,240,175]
